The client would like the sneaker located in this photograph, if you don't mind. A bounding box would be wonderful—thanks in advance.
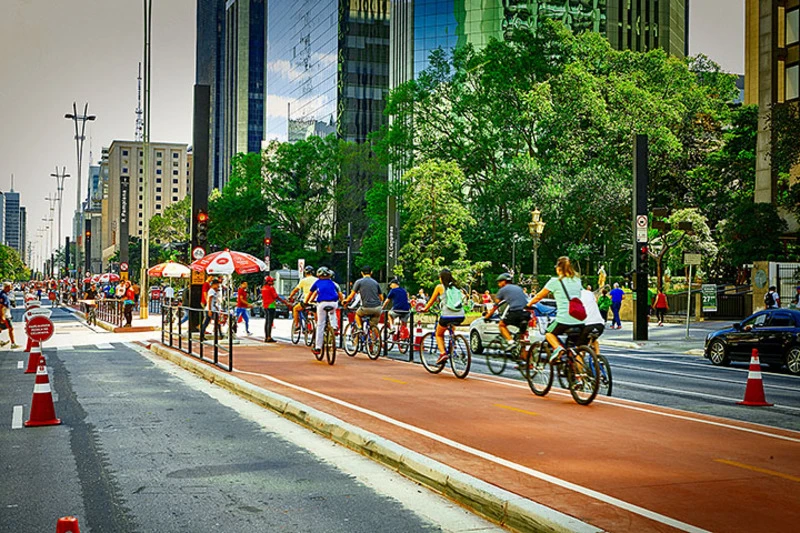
[436,353,449,365]
[548,346,565,364]
[502,339,515,352]
[312,348,321,357]
[0,340,9,347]
[246,331,252,336]
[267,338,278,343]
[10,344,21,350]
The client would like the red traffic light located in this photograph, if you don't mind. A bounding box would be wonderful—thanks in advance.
[263,237,272,246]
[640,246,648,255]
[197,211,209,223]
[85,230,91,238]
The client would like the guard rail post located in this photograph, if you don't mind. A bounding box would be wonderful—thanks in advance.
[213,310,219,365]
[409,312,415,362]
[228,311,234,370]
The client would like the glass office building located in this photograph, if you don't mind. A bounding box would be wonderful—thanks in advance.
[265,0,390,143]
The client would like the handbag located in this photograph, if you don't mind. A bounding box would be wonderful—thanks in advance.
[559,279,587,321]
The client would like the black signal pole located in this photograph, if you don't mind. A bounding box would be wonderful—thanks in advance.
[190,84,211,329]
[632,134,649,341]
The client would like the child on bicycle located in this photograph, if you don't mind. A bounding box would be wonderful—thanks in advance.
[420,268,465,365]
[305,267,343,357]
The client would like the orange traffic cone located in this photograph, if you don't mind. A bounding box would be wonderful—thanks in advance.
[24,334,32,353]
[56,516,80,533]
[738,349,773,407]
[24,356,61,427]
[413,323,424,349]
[24,340,42,374]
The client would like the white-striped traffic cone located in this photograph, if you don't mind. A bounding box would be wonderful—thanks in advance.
[737,349,773,407]
[24,340,42,374]
[24,356,61,427]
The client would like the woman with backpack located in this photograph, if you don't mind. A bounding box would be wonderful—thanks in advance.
[420,268,465,365]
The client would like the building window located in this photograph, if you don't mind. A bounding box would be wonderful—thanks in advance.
[787,64,799,101]
[173,187,178,193]
[138,221,142,226]
[122,168,128,174]
[156,187,162,192]
[172,178,179,184]
[157,160,162,166]
[122,150,129,156]
[156,195,161,201]
[139,203,143,209]
[155,204,161,210]
[788,9,799,46]
[156,169,162,175]
[156,178,162,184]
[139,187,143,192]
[172,196,179,202]
[138,150,143,157]
[173,170,179,176]
[138,195,142,200]
[156,151,163,158]
[173,152,179,158]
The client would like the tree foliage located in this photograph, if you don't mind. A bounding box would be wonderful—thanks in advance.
[0,244,30,281]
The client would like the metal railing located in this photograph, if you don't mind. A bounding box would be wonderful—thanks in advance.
[161,304,234,372]
[97,299,125,328]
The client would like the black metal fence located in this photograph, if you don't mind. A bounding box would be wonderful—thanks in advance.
[97,299,125,328]
[776,264,800,303]
[161,304,233,372]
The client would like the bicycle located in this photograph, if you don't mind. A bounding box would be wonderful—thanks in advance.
[380,310,411,355]
[86,303,97,326]
[526,327,601,405]
[481,307,539,375]
[417,313,471,379]
[313,304,337,366]
[343,313,382,360]
[292,304,316,347]
[555,331,613,396]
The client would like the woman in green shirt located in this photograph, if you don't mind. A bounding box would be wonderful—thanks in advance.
[527,256,584,362]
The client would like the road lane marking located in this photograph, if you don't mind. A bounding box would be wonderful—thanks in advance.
[237,368,709,533]
[714,459,800,483]
[96,343,114,350]
[12,406,23,429]
[606,352,800,382]
[494,403,538,416]
[17,361,23,369]
[382,377,407,385]
[611,363,799,392]
[468,375,800,443]
[58,345,74,351]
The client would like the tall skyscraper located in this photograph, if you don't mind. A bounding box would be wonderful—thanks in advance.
[197,0,227,192]
[745,0,799,205]
[18,206,26,264]
[3,189,22,255]
[0,192,5,244]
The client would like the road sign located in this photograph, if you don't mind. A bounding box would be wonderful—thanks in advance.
[191,270,205,285]
[264,256,270,272]
[701,284,717,313]
[192,246,206,260]
[120,262,129,272]
[298,258,305,274]
[24,308,52,322]
[26,316,54,343]
[636,215,648,243]
[683,253,702,266]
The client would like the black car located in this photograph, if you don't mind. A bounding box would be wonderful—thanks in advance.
[704,308,800,374]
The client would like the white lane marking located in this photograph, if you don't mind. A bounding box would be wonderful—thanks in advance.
[610,363,799,392]
[58,345,74,351]
[469,374,800,443]
[614,380,800,413]
[12,406,23,429]
[95,343,114,350]
[608,352,800,381]
[17,361,23,369]
[236,369,709,533]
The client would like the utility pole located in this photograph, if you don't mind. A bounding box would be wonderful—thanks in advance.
[140,0,153,319]
[632,135,649,342]
[64,104,96,279]
[50,167,70,277]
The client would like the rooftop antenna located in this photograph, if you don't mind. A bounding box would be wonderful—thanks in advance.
[10,173,14,191]
[135,62,144,142]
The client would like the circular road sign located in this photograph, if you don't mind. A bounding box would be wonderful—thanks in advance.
[636,215,648,228]
[192,246,206,260]
[120,262,129,272]
[26,315,55,343]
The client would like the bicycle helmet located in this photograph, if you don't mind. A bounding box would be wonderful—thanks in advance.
[304,266,315,274]
[496,273,513,283]
[316,267,330,278]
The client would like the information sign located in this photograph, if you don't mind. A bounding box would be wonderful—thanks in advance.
[683,253,702,266]
[701,284,717,313]
[636,215,648,243]
[26,316,55,343]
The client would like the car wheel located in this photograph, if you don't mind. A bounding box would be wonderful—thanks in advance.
[708,340,730,367]
[786,346,800,376]
[470,330,483,355]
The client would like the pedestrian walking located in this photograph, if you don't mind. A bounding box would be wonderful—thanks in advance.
[202,279,223,339]
[597,288,612,325]
[235,281,253,336]
[609,282,624,329]
[121,281,136,327]
[764,286,780,309]
[0,282,20,350]
[261,276,288,342]
[794,286,800,309]
[652,288,669,326]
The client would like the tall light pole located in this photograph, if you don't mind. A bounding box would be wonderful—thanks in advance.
[140,0,153,318]
[65,103,96,282]
[51,167,70,276]
[528,209,546,291]
[45,195,57,275]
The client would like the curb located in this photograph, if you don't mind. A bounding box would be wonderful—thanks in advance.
[147,342,602,533]
[599,339,642,349]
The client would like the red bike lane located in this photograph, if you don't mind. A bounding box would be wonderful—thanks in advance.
[161,340,800,532]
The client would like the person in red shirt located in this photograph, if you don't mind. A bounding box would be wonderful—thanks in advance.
[235,281,253,335]
[200,275,211,308]
[261,276,288,343]
[652,288,669,327]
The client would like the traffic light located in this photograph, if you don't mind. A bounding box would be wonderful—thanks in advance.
[196,210,209,248]
[263,225,272,258]
[85,229,91,238]
[639,245,649,265]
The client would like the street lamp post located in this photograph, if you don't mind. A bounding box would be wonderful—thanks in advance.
[51,167,70,277]
[140,0,153,319]
[65,103,96,280]
[527,209,546,291]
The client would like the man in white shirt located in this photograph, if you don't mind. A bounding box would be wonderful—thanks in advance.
[579,288,605,355]
[164,285,175,308]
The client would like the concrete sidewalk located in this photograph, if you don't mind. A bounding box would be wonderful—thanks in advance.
[600,319,729,354]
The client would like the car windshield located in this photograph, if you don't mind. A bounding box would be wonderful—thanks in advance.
[742,313,767,328]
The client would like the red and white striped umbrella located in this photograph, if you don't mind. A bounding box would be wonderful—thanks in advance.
[99,273,121,283]
[148,261,190,279]
[189,249,267,275]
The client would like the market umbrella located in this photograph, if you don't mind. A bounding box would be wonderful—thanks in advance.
[99,273,121,283]
[90,274,102,283]
[189,249,267,275]
[148,261,191,278]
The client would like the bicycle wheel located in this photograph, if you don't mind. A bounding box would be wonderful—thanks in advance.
[526,343,553,396]
[567,346,600,405]
[304,317,316,347]
[450,334,471,379]
[366,325,382,360]
[292,319,302,344]
[418,332,445,374]
[343,323,359,356]
[313,337,324,361]
[381,324,395,353]
[325,327,336,365]
[597,353,613,396]
[484,339,508,375]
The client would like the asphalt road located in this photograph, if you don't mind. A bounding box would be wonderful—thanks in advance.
[1,304,498,533]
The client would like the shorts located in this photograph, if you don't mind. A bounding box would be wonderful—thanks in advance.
[438,316,464,328]
[580,323,605,344]
[356,306,382,319]
[389,309,410,322]
[547,321,577,337]
[501,309,529,334]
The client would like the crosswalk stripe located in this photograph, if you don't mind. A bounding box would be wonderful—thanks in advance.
[95,343,114,350]
[17,361,23,369]
[12,406,23,429]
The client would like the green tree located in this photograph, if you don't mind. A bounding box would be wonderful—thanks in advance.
[0,244,30,281]
[718,203,788,268]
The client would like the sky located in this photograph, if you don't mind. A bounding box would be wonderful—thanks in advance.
[0,0,744,266]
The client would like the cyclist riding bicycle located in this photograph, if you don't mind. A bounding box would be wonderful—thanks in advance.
[579,288,605,356]
[483,273,529,351]
[305,267,343,358]
[382,278,410,326]
[342,265,384,331]
[289,266,318,332]
[420,268,465,365]
[527,256,585,362]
